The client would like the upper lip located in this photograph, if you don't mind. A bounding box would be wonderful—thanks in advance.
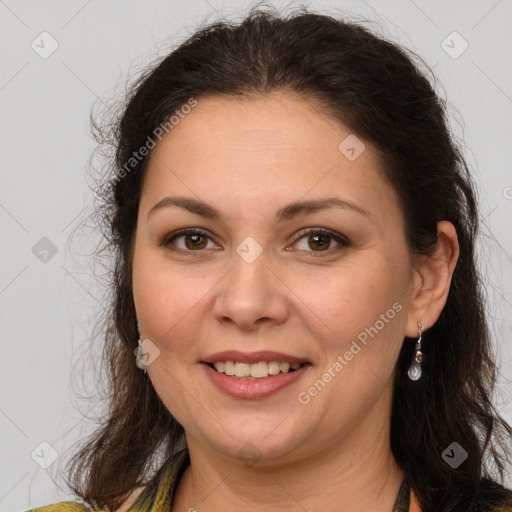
[203,350,309,364]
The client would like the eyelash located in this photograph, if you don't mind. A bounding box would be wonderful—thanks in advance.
[161,228,350,257]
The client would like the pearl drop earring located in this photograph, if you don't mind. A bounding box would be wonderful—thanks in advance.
[407,322,424,381]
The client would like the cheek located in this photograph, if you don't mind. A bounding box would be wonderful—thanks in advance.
[293,260,401,341]
[297,261,407,403]
[301,269,404,413]
[132,249,206,357]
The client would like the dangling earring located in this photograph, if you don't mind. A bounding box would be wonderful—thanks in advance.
[407,322,424,381]
[134,338,147,374]
[134,318,146,373]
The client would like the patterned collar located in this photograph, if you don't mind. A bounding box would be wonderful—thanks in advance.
[127,449,417,512]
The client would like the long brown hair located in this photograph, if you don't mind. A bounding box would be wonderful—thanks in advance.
[67,5,512,511]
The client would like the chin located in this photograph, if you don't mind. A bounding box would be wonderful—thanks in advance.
[194,419,308,464]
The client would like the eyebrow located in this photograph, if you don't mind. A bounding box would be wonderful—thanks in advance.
[147,196,371,222]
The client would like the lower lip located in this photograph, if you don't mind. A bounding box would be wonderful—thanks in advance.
[202,363,310,399]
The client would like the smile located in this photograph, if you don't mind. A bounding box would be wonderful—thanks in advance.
[209,361,303,379]
[203,361,311,399]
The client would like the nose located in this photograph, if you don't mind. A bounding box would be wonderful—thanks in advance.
[212,247,289,331]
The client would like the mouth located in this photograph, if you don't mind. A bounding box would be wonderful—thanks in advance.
[202,351,311,398]
[205,361,307,380]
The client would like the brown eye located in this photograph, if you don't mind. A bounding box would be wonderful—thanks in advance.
[293,228,349,255]
[163,229,215,251]
[307,233,331,251]
[184,233,207,250]
[162,227,349,256]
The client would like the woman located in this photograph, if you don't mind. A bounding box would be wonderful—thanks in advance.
[28,5,512,512]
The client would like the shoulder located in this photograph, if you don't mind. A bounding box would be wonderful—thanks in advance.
[25,502,93,512]
[26,450,188,512]
[25,493,140,512]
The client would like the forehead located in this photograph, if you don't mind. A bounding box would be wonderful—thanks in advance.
[151,92,353,156]
[141,92,400,225]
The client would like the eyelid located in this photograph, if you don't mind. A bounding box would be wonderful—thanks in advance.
[162,227,350,255]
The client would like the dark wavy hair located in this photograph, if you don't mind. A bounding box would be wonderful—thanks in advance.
[67,4,512,511]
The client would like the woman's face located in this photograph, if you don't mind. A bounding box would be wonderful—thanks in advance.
[132,92,418,464]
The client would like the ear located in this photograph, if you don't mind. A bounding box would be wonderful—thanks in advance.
[405,221,460,338]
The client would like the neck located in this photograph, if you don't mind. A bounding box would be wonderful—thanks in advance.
[172,410,405,512]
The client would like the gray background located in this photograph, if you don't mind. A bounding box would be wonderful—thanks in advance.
[1,1,511,510]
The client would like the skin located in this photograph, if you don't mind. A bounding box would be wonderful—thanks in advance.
[131,91,459,512]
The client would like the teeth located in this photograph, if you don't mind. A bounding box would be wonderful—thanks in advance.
[280,362,290,372]
[234,362,250,377]
[212,360,304,379]
[268,361,280,375]
[224,361,235,375]
[250,361,268,378]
